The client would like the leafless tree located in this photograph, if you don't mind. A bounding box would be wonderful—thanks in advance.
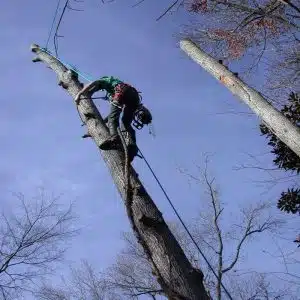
[0,189,77,299]
[265,41,300,100]
[104,232,163,299]
[45,156,289,300]
[36,260,122,300]
[69,260,120,300]
[101,162,290,299]
[36,285,70,300]
[177,157,286,299]
[233,151,299,201]
[227,273,295,299]
[102,224,198,299]
[179,0,300,100]
[36,196,291,300]
[126,0,299,101]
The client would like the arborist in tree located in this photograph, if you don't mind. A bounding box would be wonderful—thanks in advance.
[75,76,152,151]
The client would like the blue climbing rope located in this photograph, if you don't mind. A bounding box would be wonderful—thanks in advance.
[40,47,93,82]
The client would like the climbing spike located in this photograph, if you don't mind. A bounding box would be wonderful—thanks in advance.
[139,215,154,227]
[189,267,204,282]
[139,215,163,229]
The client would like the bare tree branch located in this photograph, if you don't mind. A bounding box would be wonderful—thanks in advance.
[222,203,281,273]
[0,190,77,299]
[156,0,183,21]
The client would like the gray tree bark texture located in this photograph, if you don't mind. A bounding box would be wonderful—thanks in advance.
[180,39,300,159]
[30,44,209,300]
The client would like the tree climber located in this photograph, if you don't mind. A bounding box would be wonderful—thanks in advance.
[75,76,152,151]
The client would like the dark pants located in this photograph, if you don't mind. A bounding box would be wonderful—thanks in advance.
[107,86,140,144]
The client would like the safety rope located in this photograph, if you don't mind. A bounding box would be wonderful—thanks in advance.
[137,147,233,300]
[41,48,93,82]
[117,128,170,297]
[117,127,131,210]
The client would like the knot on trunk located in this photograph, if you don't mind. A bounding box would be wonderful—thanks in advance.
[32,57,42,63]
[132,183,146,196]
[59,70,79,89]
[139,213,164,230]
[66,69,79,80]
[30,44,40,53]
[189,267,205,285]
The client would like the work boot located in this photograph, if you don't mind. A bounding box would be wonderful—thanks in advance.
[99,134,121,150]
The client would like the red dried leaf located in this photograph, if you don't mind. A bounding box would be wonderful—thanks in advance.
[257,18,280,35]
[189,0,208,13]
[211,29,248,58]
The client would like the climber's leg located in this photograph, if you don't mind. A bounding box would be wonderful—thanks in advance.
[99,103,122,150]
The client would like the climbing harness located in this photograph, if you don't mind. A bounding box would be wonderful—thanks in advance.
[111,83,131,104]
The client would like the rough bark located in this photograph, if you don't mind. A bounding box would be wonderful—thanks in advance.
[30,44,209,300]
[180,39,300,159]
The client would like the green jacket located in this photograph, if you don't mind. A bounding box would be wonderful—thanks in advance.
[98,76,123,99]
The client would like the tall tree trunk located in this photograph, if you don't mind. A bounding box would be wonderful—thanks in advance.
[180,39,300,158]
[30,44,209,300]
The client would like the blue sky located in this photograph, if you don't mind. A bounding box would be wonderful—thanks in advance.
[1,0,299,297]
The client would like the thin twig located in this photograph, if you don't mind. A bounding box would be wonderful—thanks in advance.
[156,0,183,21]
